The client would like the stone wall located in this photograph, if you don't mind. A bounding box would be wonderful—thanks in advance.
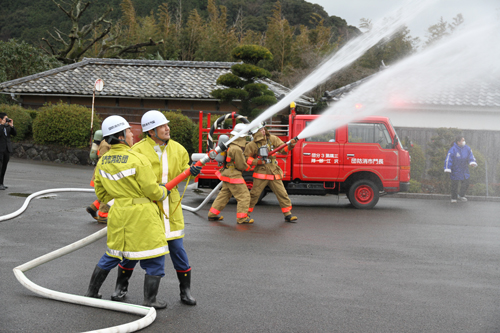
[12,142,93,165]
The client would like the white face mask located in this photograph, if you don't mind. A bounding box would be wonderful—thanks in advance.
[459,141,466,147]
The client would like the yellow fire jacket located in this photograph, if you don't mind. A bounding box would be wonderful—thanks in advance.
[94,143,169,260]
[132,136,190,240]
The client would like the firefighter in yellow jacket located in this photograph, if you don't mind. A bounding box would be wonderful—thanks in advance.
[208,123,253,224]
[111,110,201,306]
[85,115,170,309]
[245,122,298,222]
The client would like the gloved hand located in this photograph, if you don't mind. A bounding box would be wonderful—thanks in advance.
[444,169,451,173]
[470,162,478,167]
[288,139,297,149]
[190,164,202,176]
[257,159,266,165]
[160,184,171,196]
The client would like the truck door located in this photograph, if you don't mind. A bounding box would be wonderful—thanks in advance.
[344,122,399,181]
[299,122,341,180]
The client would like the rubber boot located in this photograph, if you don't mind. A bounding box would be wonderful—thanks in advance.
[85,265,110,298]
[177,270,196,305]
[142,275,167,309]
[111,268,134,301]
[86,203,98,220]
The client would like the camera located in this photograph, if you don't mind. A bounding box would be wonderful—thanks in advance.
[5,118,12,123]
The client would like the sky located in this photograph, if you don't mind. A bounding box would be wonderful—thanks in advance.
[309,0,500,41]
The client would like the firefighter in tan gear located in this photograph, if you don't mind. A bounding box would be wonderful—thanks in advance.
[86,136,111,223]
[245,122,298,223]
[208,123,253,224]
[85,115,170,309]
[110,110,201,306]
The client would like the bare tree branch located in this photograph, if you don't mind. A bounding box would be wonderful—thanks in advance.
[41,38,57,55]
[117,39,164,56]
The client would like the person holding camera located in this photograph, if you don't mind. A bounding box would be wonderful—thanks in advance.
[0,113,17,190]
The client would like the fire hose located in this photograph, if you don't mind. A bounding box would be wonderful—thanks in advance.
[4,188,156,333]
[6,182,223,332]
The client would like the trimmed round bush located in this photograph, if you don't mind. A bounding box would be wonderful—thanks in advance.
[33,102,101,148]
[162,111,196,157]
[0,104,32,141]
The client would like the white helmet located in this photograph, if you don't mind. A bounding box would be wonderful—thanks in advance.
[102,115,131,137]
[230,123,249,136]
[141,110,169,132]
[250,121,266,134]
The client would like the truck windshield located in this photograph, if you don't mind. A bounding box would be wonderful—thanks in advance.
[348,122,392,149]
[305,121,336,142]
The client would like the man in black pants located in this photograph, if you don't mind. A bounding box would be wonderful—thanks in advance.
[0,112,17,190]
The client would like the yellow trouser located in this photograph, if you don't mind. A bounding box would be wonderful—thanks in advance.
[249,178,292,216]
[209,182,250,223]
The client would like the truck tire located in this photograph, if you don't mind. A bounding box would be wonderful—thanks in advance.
[348,179,379,209]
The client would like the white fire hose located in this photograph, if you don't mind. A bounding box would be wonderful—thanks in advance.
[5,183,222,332]
[5,188,156,333]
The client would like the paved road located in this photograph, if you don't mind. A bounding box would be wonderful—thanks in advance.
[1,158,500,332]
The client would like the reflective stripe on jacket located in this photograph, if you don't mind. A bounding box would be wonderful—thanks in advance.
[217,136,249,184]
[132,136,190,240]
[94,144,169,260]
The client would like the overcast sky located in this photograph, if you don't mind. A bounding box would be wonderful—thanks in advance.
[309,0,500,41]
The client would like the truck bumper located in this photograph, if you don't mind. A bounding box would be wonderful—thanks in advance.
[399,182,410,192]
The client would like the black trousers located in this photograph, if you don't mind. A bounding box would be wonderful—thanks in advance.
[450,178,469,199]
[0,151,10,185]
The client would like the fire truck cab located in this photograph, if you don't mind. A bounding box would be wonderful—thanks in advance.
[196,110,410,209]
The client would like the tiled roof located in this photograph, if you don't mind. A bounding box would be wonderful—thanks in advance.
[0,58,314,106]
[323,73,500,109]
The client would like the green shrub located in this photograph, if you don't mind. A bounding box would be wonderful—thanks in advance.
[33,102,100,148]
[408,142,425,182]
[491,183,500,197]
[469,183,488,196]
[409,179,422,193]
[162,110,196,157]
[26,109,38,121]
[0,104,32,141]
[468,148,486,185]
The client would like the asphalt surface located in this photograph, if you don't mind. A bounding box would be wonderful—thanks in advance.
[1,158,500,333]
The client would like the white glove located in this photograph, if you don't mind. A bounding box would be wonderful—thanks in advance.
[444,169,451,173]
[470,162,478,167]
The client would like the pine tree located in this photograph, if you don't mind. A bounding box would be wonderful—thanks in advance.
[211,45,276,118]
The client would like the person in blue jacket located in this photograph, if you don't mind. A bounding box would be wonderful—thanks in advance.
[444,136,477,203]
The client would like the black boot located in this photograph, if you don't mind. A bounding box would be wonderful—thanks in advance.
[177,270,196,306]
[142,275,167,309]
[85,265,110,298]
[111,268,134,301]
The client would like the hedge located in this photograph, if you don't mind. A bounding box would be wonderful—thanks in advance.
[33,102,101,148]
[162,111,196,157]
[0,104,32,141]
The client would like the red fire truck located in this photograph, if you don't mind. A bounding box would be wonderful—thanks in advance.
[195,109,410,209]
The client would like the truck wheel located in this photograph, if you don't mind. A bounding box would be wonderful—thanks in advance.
[348,180,379,209]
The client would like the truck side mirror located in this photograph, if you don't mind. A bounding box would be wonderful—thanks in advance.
[392,137,399,149]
